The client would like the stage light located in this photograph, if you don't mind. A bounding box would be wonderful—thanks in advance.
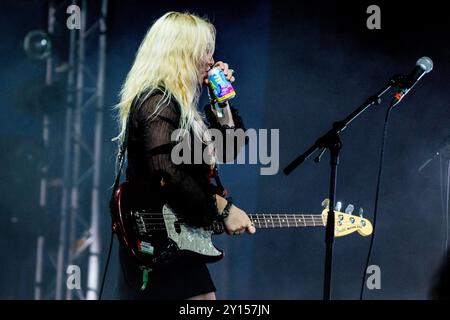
[23,30,52,60]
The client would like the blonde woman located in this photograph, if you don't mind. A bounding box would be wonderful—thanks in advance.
[114,12,255,300]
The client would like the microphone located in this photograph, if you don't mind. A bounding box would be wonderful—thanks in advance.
[392,56,433,104]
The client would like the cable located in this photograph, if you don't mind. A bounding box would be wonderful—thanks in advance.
[440,156,445,254]
[445,160,450,258]
[359,104,395,300]
[438,153,450,259]
[98,228,114,300]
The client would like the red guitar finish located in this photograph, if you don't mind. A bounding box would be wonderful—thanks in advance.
[111,182,156,266]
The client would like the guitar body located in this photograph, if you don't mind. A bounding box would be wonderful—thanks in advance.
[111,182,224,268]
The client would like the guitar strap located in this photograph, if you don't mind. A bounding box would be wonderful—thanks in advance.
[110,92,144,204]
[109,91,153,291]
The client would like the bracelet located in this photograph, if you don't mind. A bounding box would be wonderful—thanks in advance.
[219,197,233,220]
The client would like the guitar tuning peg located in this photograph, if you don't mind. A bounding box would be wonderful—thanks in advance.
[359,207,364,218]
[334,201,342,211]
[345,204,354,214]
[321,198,330,209]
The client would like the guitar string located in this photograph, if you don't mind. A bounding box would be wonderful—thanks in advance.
[137,221,359,228]
[124,213,362,230]
[138,216,326,221]
[138,222,357,227]
[137,221,359,230]
[138,218,327,225]
[135,214,356,221]
[135,214,328,220]
[138,217,357,223]
[131,212,349,218]
[137,216,348,223]
[132,212,327,217]
[131,225,359,232]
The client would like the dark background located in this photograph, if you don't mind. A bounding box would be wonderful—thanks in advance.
[0,0,449,299]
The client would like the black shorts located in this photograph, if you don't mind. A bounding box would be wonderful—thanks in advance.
[114,246,216,300]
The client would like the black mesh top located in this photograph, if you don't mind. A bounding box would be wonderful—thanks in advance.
[125,90,246,227]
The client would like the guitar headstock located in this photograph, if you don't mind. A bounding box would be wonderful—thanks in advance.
[321,198,373,237]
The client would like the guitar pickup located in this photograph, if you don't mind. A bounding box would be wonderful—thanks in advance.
[133,212,147,235]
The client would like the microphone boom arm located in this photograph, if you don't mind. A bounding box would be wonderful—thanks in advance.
[284,76,401,175]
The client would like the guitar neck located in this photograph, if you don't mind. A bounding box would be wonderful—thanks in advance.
[247,213,325,229]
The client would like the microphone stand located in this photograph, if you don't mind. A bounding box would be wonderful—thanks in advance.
[284,75,403,300]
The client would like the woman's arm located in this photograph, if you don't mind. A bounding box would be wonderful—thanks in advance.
[203,61,247,162]
[204,102,247,163]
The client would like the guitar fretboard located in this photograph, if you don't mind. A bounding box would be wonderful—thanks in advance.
[136,211,326,232]
[248,214,325,228]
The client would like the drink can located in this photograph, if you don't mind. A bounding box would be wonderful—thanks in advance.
[207,67,236,103]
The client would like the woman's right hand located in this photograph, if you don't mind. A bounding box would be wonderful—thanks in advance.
[224,204,256,235]
[215,195,256,235]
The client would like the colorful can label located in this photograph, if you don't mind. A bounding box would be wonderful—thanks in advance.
[207,67,236,103]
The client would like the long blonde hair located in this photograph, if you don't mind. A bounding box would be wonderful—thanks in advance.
[114,11,216,143]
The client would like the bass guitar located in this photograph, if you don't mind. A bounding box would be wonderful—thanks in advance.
[111,182,373,268]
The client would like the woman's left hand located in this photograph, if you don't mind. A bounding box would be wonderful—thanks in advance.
[204,61,235,85]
